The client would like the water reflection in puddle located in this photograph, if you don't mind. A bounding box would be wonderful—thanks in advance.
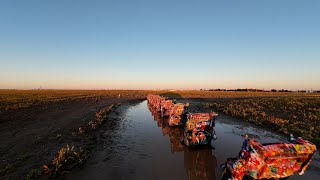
[68,100,320,180]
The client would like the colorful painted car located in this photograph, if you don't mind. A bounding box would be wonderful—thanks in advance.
[147,94,159,106]
[155,97,166,112]
[222,138,317,180]
[147,94,165,111]
[161,100,174,117]
[182,112,218,146]
[168,103,187,126]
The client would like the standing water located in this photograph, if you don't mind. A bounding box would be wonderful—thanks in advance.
[68,101,320,180]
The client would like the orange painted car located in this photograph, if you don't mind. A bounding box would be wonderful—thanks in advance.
[222,138,317,180]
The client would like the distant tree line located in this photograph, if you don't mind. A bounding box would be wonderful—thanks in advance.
[199,89,320,93]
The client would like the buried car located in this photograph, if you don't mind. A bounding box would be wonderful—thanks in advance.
[182,112,218,146]
[222,138,317,180]
[168,103,188,126]
[147,94,165,111]
[155,97,166,112]
[161,100,174,117]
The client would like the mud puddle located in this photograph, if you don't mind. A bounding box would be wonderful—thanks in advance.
[67,101,320,180]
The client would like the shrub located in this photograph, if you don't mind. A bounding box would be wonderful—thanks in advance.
[49,145,87,177]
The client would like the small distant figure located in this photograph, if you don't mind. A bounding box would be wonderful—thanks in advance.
[173,99,176,104]
[242,134,250,151]
[118,94,121,98]
[181,102,190,124]
[288,134,297,143]
[185,102,189,106]
[184,102,189,112]
[239,134,251,159]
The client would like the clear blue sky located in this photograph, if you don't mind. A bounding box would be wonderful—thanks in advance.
[1,0,319,90]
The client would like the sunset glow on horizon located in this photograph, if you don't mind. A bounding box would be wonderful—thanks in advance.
[1,0,320,90]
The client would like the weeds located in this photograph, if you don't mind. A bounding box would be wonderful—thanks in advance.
[0,164,11,176]
[49,145,88,178]
[0,90,151,111]
[24,145,88,179]
[204,97,320,146]
[89,104,114,129]
[1,90,319,111]
[25,167,42,179]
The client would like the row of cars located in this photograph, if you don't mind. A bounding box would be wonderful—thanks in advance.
[147,94,218,146]
[146,94,318,180]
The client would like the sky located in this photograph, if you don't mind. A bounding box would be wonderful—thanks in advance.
[0,0,319,90]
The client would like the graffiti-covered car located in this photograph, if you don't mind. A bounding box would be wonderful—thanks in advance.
[168,103,187,126]
[155,97,166,112]
[147,94,158,103]
[182,112,218,146]
[222,138,317,180]
[161,100,174,117]
[147,94,165,112]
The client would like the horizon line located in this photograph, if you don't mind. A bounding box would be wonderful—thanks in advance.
[0,88,319,91]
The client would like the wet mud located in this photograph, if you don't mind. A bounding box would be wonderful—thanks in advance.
[67,100,320,180]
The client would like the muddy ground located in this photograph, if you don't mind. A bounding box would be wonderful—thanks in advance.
[0,97,143,179]
[67,99,320,180]
[0,98,319,179]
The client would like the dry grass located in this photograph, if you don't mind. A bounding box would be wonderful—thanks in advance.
[90,104,114,129]
[49,145,88,177]
[0,90,151,111]
[2,90,319,178]
[204,97,320,145]
[172,90,320,98]
[26,145,88,179]
[1,89,318,112]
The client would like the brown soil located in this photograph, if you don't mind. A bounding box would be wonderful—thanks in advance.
[1,93,319,179]
[0,97,143,179]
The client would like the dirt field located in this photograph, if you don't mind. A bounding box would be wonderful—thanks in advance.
[0,90,149,179]
[0,90,319,179]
